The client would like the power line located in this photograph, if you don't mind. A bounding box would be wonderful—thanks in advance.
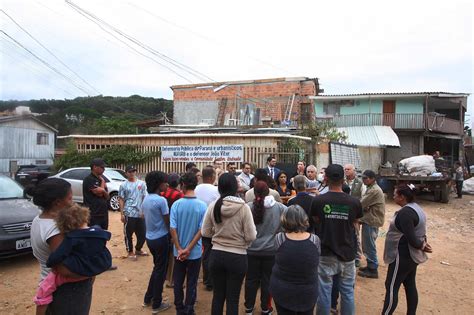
[0,9,100,95]
[68,0,213,82]
[127,2,295,76]
[66,0,214,83]
[0,43,77,97]
[64,3,194,83]
[124,3,284,105]
[0,30,91,95]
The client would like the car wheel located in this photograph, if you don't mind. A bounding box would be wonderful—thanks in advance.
[109,192,120,211]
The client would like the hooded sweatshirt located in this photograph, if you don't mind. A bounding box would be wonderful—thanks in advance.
[201,196,257,255]
[247,196,286,256]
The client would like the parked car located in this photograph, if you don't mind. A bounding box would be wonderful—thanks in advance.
[0,175,40,258]
[51,167,126,211]
[14,164,54,187]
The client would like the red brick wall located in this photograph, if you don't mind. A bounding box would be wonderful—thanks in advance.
[173,80,317,123]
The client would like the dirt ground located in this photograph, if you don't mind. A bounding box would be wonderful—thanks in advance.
[1,194,473,315]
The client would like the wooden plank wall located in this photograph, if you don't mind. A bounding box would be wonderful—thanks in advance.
[73,136,306,174]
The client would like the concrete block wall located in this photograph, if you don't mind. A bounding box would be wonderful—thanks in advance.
[173,100,219,125]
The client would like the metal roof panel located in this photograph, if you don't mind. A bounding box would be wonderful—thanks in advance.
[337,126,400,147]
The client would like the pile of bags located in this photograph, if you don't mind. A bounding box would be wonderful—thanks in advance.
[462,177,474,194]
[399,155,436,176]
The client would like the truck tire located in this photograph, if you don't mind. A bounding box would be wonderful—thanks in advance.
[440,183,449,203]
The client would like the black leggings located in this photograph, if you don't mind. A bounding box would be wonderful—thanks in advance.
[382,254,419,315]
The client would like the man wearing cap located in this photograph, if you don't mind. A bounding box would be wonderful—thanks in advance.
[119,165,148,260]
[83,158,118,270]
[311,164,362,315]
[83,158,110,229]
[358,170,385,279]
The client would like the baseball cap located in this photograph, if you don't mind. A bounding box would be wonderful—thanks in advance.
[90,158,106,168]
[362,170,376,179]
[325,164,344,180]
[125,165,137,172]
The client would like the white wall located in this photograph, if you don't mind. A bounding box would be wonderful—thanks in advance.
[0,118,55,172]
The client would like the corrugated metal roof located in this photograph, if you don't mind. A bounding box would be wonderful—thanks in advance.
[311,92,469,98]
[337,126,400,147]
[0,115,58,132]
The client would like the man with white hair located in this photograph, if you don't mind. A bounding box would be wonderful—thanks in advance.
[306,165,320,195]
[344,164,362,199]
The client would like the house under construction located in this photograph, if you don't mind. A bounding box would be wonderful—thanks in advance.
[170,77,321,127]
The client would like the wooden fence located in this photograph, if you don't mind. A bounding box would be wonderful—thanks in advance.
[62,133,313,174]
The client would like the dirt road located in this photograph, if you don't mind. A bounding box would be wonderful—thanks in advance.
[1,196,473,314]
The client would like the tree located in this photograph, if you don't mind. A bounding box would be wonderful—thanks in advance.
[0,95,173,136]
[300,121,347,143]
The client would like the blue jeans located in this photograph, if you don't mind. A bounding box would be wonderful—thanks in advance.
[173,257,201,315]
[316,255,355,315]
[361,223,379,270]
[144,234,170,309]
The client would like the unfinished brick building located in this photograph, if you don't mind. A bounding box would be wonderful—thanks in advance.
[170,77,321,126]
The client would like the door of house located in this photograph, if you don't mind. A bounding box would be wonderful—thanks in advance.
[383,100,396,127]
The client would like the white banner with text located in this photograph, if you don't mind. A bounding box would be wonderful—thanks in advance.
[161,145,244,162]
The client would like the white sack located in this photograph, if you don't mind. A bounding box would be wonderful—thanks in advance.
[462,177,474,194]
[399,155,436,176]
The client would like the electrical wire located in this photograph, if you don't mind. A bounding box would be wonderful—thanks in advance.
[0,44,77,97]
[127,2,295,76]
[66,0,213,83]
[0,9,100,95]
[0,30,90,95]
[64,3,194,83]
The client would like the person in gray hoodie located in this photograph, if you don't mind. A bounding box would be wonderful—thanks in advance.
[202,173,257,315]
[244,181,286,315]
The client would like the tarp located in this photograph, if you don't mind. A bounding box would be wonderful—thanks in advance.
[337,126,400,148]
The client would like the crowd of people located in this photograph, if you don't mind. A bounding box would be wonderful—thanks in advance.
[26,155,433,315]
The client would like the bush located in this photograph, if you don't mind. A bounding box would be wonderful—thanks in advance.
[55,142,159,171]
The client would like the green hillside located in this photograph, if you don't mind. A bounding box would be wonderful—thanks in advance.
[0,95,173,136]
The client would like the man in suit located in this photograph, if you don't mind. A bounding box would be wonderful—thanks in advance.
[265,156,280,180]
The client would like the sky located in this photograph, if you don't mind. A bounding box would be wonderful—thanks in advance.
[1,0,473,126]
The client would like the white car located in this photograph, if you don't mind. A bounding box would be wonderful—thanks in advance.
[51,167,126,211]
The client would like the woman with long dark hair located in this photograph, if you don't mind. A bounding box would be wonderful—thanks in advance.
[201,173,257,315]
[382,184,432,315]
[28,178,94,315]
[275,171,294,204]
[244,181,286,315]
